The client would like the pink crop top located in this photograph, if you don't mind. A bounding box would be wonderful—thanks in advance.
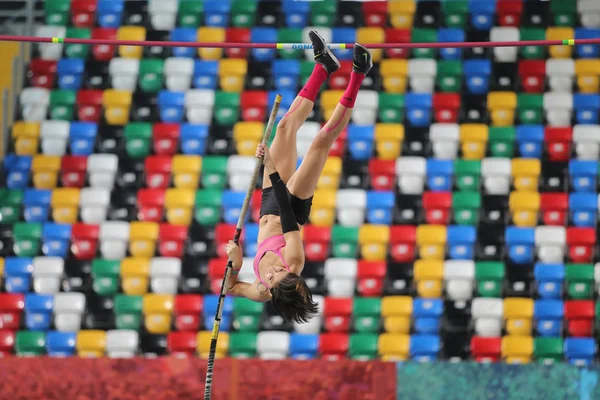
[253,234,291,289]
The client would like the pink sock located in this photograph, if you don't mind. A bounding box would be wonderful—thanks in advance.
[339,72,365,108]
[298,65,328,102]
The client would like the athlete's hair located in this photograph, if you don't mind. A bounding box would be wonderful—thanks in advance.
[270,273,319,323]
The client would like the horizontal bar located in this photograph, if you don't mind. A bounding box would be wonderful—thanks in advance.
[1,35,600,49]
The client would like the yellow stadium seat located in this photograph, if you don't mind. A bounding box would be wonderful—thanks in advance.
[356,27,385,62]
[76,330,107,358]
[460,124,489,160]
[172,155,202,189]
[380,60,408,94]
[51,188,80,224]
[358,224,390,261]
[375,124,404,160]
[121,257,151,295]
[320,90,344,120]
[389,0,416,29]
[381,296,413,334]
[218,59,248,92]
[504,298,534,336]
[509,192,540,227]
[318,157,342,190]
[416,225,447,260]
[234,122,264,156]
[32,155,60,189]
[378,333,409,361]
[128,222,159,258]
[117,26,146,59]
[143,294,174,334]
[197,331,229,359]
[12,121,40,156]
[546,27,575,59]
[0,258,4,287]
[414,260,444,298]
[165,189,195,225]
[103,89,132,125]
[502,335,533,364]
[487,92,517,127]
[511,158,541,192]
[310,189,337,227]
[575,59,600,93]
[198,27,225,60]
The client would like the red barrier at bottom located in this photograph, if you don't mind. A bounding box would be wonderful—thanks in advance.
[0,358,396,400]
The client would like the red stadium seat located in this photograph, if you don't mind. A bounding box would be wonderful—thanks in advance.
[540,193,568,226]
[144,156,173,189]
[328,126,347,157]
[385,28,411,59]
[519,60,546,93]
[329,61,352,91]
[61,156,88,188]
[0,330,15,357]
[303,225,331,262]
[545,127,572,162]
[77,90,104,123]
[433,93,461,123]
[241,91,268,122]
[319,333,349,361]
[496,0,523,27]
[174,294,203,331]
[91,28,117,61]
[470,336,501,363]
[0,293,25,331]
[158,224,188,258]
[137,189,166,222]
[567,228,596,263]
[389,225,417,262]
[152,124,181,156]
[167,331,197,357]
[71,223,100,260]
[29,59,57,89]
[225,28,251,59]
[215,224,240,258]
[71,0,98,28]
[363,1,388,27]
[357,260,386,296]
[323,297,353,333]
[422,192,452,225]
[369,159,396,191]
[564,300,594,337]
[251,189,263,222]
[208,257,229,294]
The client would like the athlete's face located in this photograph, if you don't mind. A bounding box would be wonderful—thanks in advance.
[266,266,289,287]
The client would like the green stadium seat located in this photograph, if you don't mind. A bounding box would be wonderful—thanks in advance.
[452,192,481,226]
[331,225,359,258]
[15,331,46,356]
[488,127,516,158]
[519,28,546,60]
[517,94,544,125]
[195,189,223,226]
[139,60,165,93]
[353,297,381,333]
[277,29,303,59]
[0,189,23,223]
[233,297,263,332]
[65,28,91,59]
[214,92,241,126]
[178,0,204,28]
[534,337,564,364]
[411,29,437,59]
[310,1,337,27]
[436,61,462,93]
[300,61,314,86]
[565,264,594,300]
[91,259,121,296]
[114,295,143,330]
[229,332,258,358]
[378,93,405,123]
[44,0,70,26]
[475,262,505,298]
[442,0,468,28]
[201,156,228,189]
[454,160,481,192]
[49,90,76,121]
[231,0,258,28]
[349,334,379,361]
[550,1,577,27]
[124,123,153,158]
[13,222,42,257]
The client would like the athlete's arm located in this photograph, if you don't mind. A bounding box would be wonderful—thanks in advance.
[283,230,305,272]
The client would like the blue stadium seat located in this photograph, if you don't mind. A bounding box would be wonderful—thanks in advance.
[437,29,465,60]
[193,60,219,90]
[569,160,598,193]
[366,191,395,225]
[97,0,124,29]
[447,225,476,260]
[23,189,51,223]
[569,193,597,227]
[534,299,564,337]
[564,338,596,366]
[468,0,497,31]
[289,333,319,359]
[171,28,198,58]
[222,190,249,225]
[347,125,375,160]
[515,125,544,159]
[573,94,600,125]
[158,91,185,123]
[243,223,259,258]
[69,122,98,156]
[426,159,454,192]
[41,223,72,257]
[203,294,233,332]
[463,60,491,95]
[269,90,295,122]
[3,155,32,189]
[405,93,433,127]
[204,0,232,27]
[57,59,85,91]
[575,28,600,58]
[506,227,535,264]
[410,334,441,362]
[180,123,209,155]
[251,28,278,62]
[413,298,443,334]
[4,257,33,293]
[534,263,565,299]
[273,60,301,91]
[332,28,356,61]
[282,0,310,28]
[24,293,54,330]
[46,331,77,357]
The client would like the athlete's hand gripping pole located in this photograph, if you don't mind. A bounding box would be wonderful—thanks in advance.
[203,94,282,400]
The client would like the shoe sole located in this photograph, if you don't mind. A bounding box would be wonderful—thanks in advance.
[310,30,341,72]
[354,43,373,73]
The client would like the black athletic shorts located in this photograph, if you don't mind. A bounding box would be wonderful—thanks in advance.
[259,186,313,226]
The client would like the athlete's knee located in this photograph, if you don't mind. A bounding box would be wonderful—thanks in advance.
[312,129,335,149]
[276,114,295,136]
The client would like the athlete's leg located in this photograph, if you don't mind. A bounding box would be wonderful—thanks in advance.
[287,44,373,199]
